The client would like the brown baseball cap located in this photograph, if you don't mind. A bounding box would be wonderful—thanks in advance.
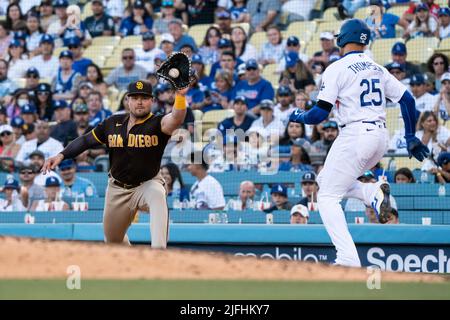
[127,80,153,97]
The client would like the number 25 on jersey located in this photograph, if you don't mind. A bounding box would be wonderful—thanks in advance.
[360,78,383,107]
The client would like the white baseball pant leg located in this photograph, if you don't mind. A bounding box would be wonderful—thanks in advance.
[317,122,389,267]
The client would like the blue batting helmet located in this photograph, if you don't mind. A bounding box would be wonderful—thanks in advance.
[336,19,371,48]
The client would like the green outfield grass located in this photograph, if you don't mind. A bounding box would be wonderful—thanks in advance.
[0,280,450,299]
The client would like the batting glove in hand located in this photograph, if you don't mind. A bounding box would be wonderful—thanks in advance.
[406,136,430,161]
[156,52,196,90]
[289,108,306,123]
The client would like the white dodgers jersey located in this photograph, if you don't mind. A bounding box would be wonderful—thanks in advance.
[317,51,406,126]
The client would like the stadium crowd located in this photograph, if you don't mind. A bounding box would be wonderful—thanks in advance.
[0,0,449,223]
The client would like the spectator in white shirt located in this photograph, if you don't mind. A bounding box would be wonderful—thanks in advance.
[16,120,64,165]
[247,99,285,143]
[30,34,59,80]
[434,72,450,121]
[187,151,226,210]
[274,86,295,126]
[231,26,257,62]
[25,12,43,57]
[410,73,438,112]
[438,7,450,39]
[0,177,26,212]
[27,149,62,187]
[258,25,285,66]
[6,39,30,80]
[134,31,164,73]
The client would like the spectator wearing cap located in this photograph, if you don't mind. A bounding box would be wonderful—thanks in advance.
[16,120,64,165]
[438,7,450,39]
[310,32,340,66]
[58,159,97,199]
[290,204,309,224]
[248,99,285,141]
[153,0,177,35]
[0,124,20,158]
[184,0,217,26]
[237,63,246,81]
[209,38,244,79]
[427,53,449,92]
[180,43,195,58]
[28,149,63,186]
[297,171,318,209]
[30,34,59,80]
[73,103,92,136]
[135,31,164,73]
[216,10,233,36]
[6,39,31,81]
[159,33,174,57]
[168,19,198,52]
[279,138,314,172]
[21,122,37,144]
[364,0,408,40]
[50,100,78,146]
[18,163,45,209]
[84,0,115,38]
[432,151,450,183]
[232,59,275,112]
[277,36,309,74]
[24,68,40,96]
[264,184,293,213]
[25,12,43,56]
[274,86,295,126]
[247,0,281,33]
[21,104,38,125]
[7,89,31,119]
[311,120,339,155]
[258,25,285,67]
[105,48,147,92]
[403,0,440,22]
[30,176,69,212]
[0,21,13,59]
[67,37,93,77]
[52,50,82,100]
[231,26,257,62]
[33,83,54,121]
[76,81,94,101]
[188,152,226,210]
[10,116,25,144]
[0,177,26,212]
[410,73,438,112]
[190,54,213,90]
[218,96,255,141]
[229,0,250,23]
[434,72,450,121]
[385,62,408,86]
[119,0,153,36]
[198,26,222,65]
[391,42,421,79]
[280,51,315,92]
[404,3,439,39]
[0,59,18,105]
[39,0,58,33]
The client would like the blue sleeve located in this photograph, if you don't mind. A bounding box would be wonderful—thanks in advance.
[193,90,205,103]
[386,13,399,25]
[289,104,330,125]
[145,17,153,29]
[398,90,417,138]
[119,19,131,35]
[260,80,275,101]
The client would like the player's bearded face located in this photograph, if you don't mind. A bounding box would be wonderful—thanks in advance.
[128,94,153,119]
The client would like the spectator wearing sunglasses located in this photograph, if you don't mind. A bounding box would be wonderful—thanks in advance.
[33,83,54,121]
[18,163,45,209]
[105,48,147,91]
[24,67,40,95]
[67,37,93,77]
[0,124,20,158]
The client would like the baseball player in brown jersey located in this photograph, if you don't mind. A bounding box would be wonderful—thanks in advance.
[41,80,189,248]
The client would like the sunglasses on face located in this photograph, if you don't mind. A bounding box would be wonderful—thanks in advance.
[246,67,257,71]
[60,167,73,172]
[287,43,298,47]
[27,74,38,79]
[122,56,134,60]
[0,131,12,137]
[68,46,79,49]
[20,170,34,175]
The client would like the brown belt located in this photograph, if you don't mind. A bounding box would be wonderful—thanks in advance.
[109,174,143,189]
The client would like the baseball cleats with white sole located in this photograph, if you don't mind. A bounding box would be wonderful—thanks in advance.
[371,182,392,224]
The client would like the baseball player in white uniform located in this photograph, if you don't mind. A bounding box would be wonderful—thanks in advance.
[289,19,429,267]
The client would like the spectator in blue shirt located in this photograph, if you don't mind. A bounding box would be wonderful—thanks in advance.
[119,0,153,36]
[232,59,274,113]
[67,37,92,77]
[169,19,198,52]
[206,69,234,111]
[186,79,206,111]
[217,96,255,143]
[279,138,314,172]
[365,0,408,39]
[160,163,190,202]
[87,90,112,127]
[58,159,97,199]
[209,38,244,78]
[191,54,213,91]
